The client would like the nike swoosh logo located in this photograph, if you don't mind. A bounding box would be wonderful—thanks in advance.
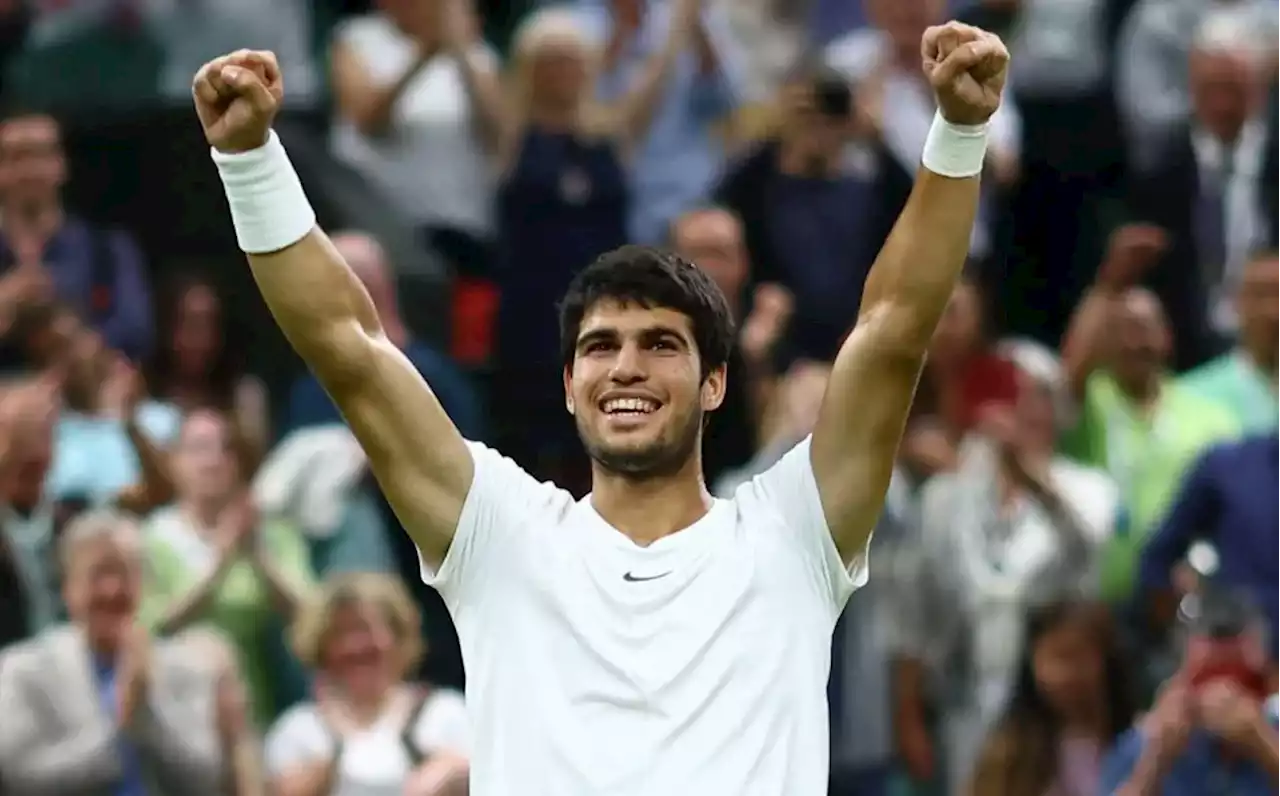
[623,571,671,582]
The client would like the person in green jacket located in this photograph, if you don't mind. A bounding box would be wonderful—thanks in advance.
[139,407,314,727]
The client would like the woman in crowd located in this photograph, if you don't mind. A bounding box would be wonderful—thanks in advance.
[890,343,1118,794]
[479,0,700,481]
[266,573,470,796]
[900,276,1020,479]
[141,407,314,727]
[329,0,501,280]
[144,272,269,469]
[967,600,1138,796]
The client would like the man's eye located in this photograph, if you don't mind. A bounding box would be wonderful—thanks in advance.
[585,342,613,354]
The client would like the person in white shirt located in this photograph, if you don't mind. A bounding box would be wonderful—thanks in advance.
[190,20,1012,796]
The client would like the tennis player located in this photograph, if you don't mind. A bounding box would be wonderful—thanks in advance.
[194,21,1008,795]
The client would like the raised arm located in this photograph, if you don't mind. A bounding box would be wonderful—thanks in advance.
[193,50,472,565]
[808,22,1009,562]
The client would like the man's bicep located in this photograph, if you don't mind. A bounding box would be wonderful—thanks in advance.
[329,335,474,563]
[811,316,925,560]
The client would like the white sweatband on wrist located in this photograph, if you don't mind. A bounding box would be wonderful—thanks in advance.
[211,130,316,254]
[920,111,989,179]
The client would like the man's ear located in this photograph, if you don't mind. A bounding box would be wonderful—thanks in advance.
[563,364,575,415]
[700,363,727,412]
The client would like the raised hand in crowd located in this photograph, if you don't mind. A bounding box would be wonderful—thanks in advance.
[1097,224,1168,291]
[739,282,793,367]
[1195,681,1278,766]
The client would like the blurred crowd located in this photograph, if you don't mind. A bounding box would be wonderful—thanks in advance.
[0,0,1276,795]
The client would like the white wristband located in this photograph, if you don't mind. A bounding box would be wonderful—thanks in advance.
[211,131,316,254]
[920,111,988,179]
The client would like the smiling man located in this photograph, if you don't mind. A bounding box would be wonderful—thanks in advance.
[194,19,1009,796]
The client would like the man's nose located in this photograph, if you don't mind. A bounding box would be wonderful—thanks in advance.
[609,343,646,383]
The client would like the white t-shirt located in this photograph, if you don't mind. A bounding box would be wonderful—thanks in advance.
[421,437,868,796]
[331,14,496,236]
[264,689,469,796]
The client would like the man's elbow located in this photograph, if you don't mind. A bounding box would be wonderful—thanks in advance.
[848,301,934,368]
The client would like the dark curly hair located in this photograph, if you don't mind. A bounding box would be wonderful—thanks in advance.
[557,244,736,381]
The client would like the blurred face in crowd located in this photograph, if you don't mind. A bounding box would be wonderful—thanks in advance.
[1032,612,1107,720]
[378,0,436,40]
[670,210,748,308]
[0,389,55,510]
[1189,47,1260,141]
[173,409,237,504]
[865,0,943,62]
[63,527,141,653]
[781,77,854,171]
[322,599,401,700]
[566,301,724,478]
[929,281,983,366]
[1108,288,1170,389]
[171,282,223,379]
[524,24,592,115]
[1184,623,1272,699]
[1011,368,1058,455]
[1237,252,1279,369]
[0,115,65,210]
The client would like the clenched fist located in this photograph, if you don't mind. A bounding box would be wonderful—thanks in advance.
[921,22,1009,126]
[192,49,284,154]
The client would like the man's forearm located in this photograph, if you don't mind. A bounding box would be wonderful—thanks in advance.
[857,168,980,354]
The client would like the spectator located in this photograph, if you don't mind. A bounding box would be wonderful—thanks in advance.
[266,573,470,796]
[1117,0,1278,168]
[967,600,1139,796]
[491,0,697,480]
[285,231,483,441]
[0,509,234,796]
[141,408,314,727]
[1138,432,1279,651]
[47,326,180,506]
[715,62,910,363]
[1100,590,1278,795]
[1179,248,1279,432]
[901,277,1019,479]
[1060,250,1238,602]
[0,112,152,361]
[329,0,500,279]
[669,207,781,483]
[0,374,61,643]
[892,347,1116,794]
[579,0,745,244]
[145,272,269,463]
[1125,9,1278,368]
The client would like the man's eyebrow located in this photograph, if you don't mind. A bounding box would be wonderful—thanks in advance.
[576,328,618,348]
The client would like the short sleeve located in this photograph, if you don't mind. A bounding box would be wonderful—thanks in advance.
[735,436,867,613]
[419,442,571,610]
[412,689,471,755]
[264,704,334,775]
[1098,727,1144,795]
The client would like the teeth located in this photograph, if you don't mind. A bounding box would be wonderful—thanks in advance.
[603,397,657,414]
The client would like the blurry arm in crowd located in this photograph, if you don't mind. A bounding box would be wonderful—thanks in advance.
[233,377,270,472]
[443,0,509,155]
[248,516,314,623]
[98,232,154,361]
[1060,225,1166,400]
[146,505,251,635]
[603,0,702,147]
[330,28,433,138]
[116,414,176,513]
[808,25,1007,562]
[1136,448,1219,628]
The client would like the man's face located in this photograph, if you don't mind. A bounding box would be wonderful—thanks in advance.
[565,300,725,478]
[64,532,140,652]
[1237,253,1279,366]
[1109,289,1170,384]
[0,116,65,206]
[1189,49,1257,140]
[672,212,747,305]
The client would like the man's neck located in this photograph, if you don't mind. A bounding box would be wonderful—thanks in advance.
[777,139,840,179]
[1118,371,1162,409]
[590,458,713,547]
